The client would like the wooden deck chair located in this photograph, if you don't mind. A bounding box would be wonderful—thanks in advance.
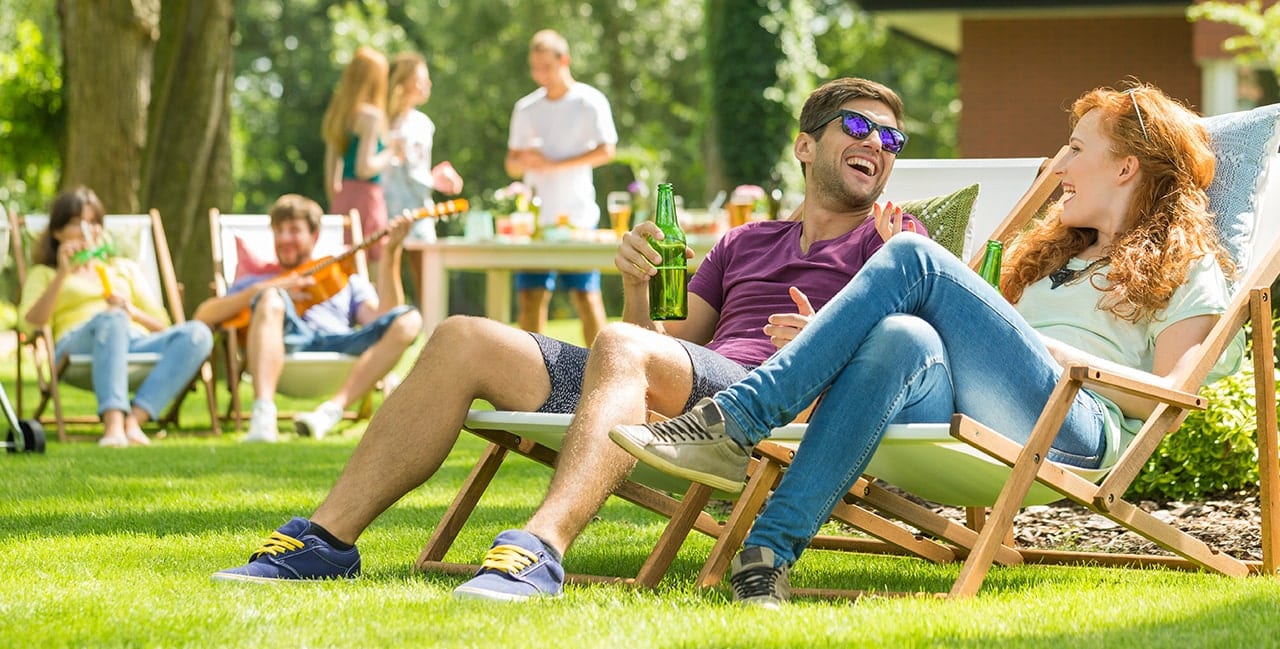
[208,209,377,431]
[695,109,1280,600]
[9,209,220,442]
[413,152,1065,587]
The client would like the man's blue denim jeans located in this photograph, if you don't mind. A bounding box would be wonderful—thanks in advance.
[55,309,214,419]
[712,235,1109,566]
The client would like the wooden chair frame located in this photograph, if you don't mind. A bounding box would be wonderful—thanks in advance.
[413,150,1067,586]
[9,209,220,441]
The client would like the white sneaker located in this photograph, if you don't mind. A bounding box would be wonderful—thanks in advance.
[382,372,402,398]
[295,402,343,440]
[244,402,279,443]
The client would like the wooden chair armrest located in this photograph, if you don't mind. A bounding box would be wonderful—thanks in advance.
[1067,365,1205,410]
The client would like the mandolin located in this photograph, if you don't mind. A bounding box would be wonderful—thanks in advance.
[221,198,469,330]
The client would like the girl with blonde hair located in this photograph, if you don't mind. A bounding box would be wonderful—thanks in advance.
[382,52,463,234]
[322,46,398,262]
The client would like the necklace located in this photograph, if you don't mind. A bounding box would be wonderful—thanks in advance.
[1049,257,1110,290]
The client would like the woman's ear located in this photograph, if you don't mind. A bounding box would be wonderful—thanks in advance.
[1117,154,1140,184]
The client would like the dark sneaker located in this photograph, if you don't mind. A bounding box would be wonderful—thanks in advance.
[211,517,360,583]
[729,546,790,609]
[452,530,564,601]
[609,397,751,493]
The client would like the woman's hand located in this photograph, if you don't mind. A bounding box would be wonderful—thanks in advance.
[55,240,90,274]
[873,201,916,242]
[431,161,464,195]
[764,287,815,349]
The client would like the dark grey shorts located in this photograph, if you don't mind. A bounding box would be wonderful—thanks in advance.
[530,333,754,415]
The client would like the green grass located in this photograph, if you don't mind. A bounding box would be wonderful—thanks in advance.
[3,321,1280,647]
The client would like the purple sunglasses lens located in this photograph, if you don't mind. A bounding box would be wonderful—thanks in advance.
[841,111,905,154]
[842,112,873,139]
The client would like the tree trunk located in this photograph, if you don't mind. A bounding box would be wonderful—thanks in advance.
[139,0,234,313]
[58,0,160,212]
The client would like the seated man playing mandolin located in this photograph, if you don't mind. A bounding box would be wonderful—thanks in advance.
[194,194,422,442]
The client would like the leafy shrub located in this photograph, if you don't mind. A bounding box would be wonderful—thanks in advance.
[1131,366,1276,500]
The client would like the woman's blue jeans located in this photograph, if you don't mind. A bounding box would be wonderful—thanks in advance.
[54,310,214,420]
[714,235,1109,566]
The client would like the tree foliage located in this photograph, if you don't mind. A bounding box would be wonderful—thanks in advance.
[0,3,62,208]
[1190,0,1280,79]
[705,0,796,192]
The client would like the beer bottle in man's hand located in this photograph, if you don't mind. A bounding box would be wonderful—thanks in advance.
[648,183,687,320]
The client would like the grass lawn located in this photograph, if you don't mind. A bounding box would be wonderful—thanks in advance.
[3,320,1280,647]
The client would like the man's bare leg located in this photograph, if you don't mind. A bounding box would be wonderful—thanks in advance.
[327,310,422,410]
[523,323,696,555]
[516,288,551,334]
[568,289,607,345]
[246,290,288,402]
[309,316,553,544]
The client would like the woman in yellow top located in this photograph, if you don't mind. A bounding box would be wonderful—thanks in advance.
[19,187,213,447]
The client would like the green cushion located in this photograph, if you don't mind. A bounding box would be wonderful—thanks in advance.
[898,183,979,257]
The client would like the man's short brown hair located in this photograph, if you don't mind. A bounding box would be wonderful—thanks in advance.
[268,194,323,233]
[799,77,905,136]
[529,29,569,57]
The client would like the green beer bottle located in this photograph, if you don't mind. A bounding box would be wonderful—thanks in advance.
[648,182,687,320]
[978,239,1003,288]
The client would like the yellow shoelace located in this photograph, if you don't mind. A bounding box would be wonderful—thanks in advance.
[480,544,540,574]
[251,531,305,558]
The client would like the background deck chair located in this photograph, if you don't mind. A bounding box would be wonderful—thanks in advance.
[208,209,378,431]
[8,209,220,442]
[413,152,1064,587]
[695,106,1280,600]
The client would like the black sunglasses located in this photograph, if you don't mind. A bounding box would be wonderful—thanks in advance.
[811,109,908,155]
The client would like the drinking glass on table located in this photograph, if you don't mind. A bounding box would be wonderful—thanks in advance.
[727,189,756,229]
[607,191,633,238]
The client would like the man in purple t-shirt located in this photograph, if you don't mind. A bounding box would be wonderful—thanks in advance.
[214,78,924,597]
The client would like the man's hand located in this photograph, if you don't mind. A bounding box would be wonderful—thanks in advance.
[764,286,815,349]
[386,213,414,249]
[515,150,556,172]
[873,201,915,242]
[614,221,692,287]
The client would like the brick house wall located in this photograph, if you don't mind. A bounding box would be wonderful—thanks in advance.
[958,16,1201,157]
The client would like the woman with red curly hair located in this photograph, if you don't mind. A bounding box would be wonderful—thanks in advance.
[612,83,1242,607]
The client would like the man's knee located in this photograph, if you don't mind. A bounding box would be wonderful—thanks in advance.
[587,323,651,364]
[252,288,286,320]
[423,315,499,358]
[384,310,422,348]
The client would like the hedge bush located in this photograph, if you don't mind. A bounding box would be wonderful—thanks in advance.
[1131,365,1276,501]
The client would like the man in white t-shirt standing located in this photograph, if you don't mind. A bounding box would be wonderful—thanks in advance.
[505,29,618,344]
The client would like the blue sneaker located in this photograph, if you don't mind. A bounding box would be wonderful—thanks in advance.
[211,517,361,583]
[452,530,564,601]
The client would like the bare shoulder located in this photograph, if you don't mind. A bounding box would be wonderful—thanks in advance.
[353,104,384,133]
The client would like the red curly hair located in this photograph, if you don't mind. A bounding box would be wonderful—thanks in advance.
[1002,83,1234,322]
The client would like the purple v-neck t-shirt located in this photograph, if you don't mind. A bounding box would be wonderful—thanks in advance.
[689,216,925,367]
